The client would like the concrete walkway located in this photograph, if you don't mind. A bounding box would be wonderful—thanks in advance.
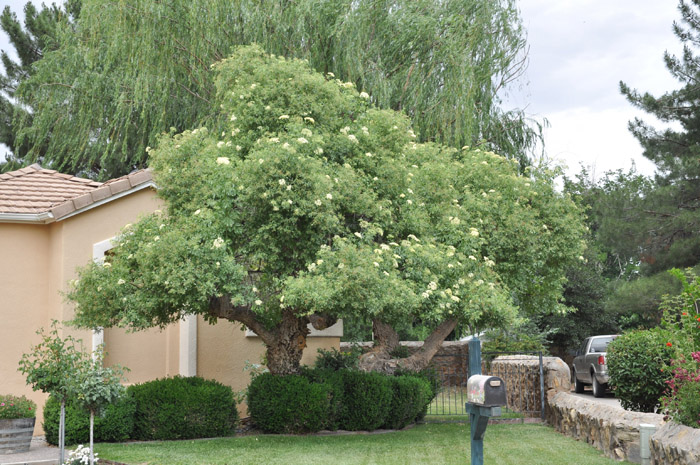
[0,437,59,465]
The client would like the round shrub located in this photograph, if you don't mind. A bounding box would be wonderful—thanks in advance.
[247,373,331,434]
[129,376,238,440]
[335,370,392,431]
[43,394,135,445]
[607,328,675,412]
[383,376,433,430]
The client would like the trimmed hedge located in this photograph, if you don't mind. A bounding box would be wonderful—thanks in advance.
[129,376,238,440]
[382,376,433,430]
[335,370,392,431]
[43,394,135,446]
[247,373,332,434]
[250,368,433,433]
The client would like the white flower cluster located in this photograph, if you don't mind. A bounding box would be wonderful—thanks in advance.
[63,445,98,465]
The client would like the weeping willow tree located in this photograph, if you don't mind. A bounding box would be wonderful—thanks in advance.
[15,0,539,180]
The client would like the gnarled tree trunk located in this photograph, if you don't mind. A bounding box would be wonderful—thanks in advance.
[209,296,338,375]
[358,318,458,375]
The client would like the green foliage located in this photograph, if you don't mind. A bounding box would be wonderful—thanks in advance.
[129,376,238,440]
[389,345,411,359]
[0,394,36,419]
[14,0,538,179]
[606,328,675,412]
[314,348,361,371]
[0,0,81,171]
[72,348,127,416]
[606,269,686,330]
[67,45,585,376]
[334,370,392,431]
[43,394,135,445]
[382,376,432,430]
[18,321,88,401]
[482,320,548,355]
[247,373,332,434]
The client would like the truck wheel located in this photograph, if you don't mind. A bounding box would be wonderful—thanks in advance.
[592,375,605,398]
[573,369,585,393]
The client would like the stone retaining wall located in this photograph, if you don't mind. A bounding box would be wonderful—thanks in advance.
[547,390,700,464]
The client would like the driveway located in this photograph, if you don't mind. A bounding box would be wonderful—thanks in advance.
[570,388,622,409]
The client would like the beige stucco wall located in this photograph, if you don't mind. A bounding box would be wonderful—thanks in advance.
[0,223,51,424]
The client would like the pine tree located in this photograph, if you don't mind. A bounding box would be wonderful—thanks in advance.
[619,0,700,271]
[0,1,81,171]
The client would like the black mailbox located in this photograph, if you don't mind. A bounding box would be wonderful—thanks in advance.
[466,375,507,407]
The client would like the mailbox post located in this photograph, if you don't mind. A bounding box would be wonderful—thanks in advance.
[465,338,507,465]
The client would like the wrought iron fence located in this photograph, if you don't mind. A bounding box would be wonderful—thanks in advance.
[424,351,544,422]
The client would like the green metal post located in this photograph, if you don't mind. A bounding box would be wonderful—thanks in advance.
[468,337,482,465]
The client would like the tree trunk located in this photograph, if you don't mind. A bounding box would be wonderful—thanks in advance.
[59,400,66,465]
[89,410,95,465]
[264,310,310,375]
[358,318,458,374]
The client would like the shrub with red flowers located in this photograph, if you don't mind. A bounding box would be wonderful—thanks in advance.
[661,352,700,427]
[0,394,37,419]
[658,269,700,427]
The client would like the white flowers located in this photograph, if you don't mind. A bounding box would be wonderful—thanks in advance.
[230,114,237,121]
[301,128,313,137]
[297,137,309,144]
[103,262,111,268]
[314,199,322,206]
[347,134,358,143]
[217,141,225,148]
[468,255,477,261]
[279,115,290,120]
[216,157,230,165]
[354,232,362,238]
[422,292,430,299]
[212,237,225,249]
[314,147,324,155]
[255,300,263,306]
[326,193,333,200]
[373,262,380,267]
[359,91,370,99]
[428,281,438,291]
[279,179,286,186]
[470,228,479,237]
[117,279,125,285]
[304,117,315,124]
[194,209,201,215]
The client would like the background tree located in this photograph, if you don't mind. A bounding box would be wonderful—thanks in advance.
[13,0,540,180]
[619,0,700,272]
[68,46,585,375]
[0,0,81,171]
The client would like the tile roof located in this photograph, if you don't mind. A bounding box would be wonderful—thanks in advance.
[0,164,154,221]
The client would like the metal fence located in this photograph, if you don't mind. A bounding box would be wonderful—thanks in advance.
[424,351,544,422]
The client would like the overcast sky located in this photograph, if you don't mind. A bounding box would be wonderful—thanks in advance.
[0,0,685,178]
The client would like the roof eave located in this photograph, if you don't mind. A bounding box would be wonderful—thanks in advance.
[0,211,56,224]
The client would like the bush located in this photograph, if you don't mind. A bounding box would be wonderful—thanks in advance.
[382,376,433,429]
[129,376,238,440]
[334,370,392,431]
[43,394,135,445]
[314,347,361,371]
[661,351,700,427]
[607,328,675,412]
[247,373,331,433]
[0,394,36,419]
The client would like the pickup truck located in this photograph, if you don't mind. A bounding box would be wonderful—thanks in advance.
[572,335,619,397]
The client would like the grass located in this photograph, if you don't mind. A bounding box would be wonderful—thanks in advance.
[94,423,633,465]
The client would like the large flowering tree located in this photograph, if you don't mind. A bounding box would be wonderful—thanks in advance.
[68,45,585,375]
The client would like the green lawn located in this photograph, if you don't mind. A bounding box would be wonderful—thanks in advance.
[94,423,632,465]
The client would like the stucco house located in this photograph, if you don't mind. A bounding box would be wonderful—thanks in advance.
[0,164,341,427]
